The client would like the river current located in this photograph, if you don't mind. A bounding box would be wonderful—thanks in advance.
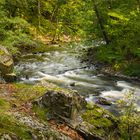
[15,47,140,114]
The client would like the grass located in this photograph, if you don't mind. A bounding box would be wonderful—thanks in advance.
[12,83,48,103]
[32,105,48,122]
[0,114,32,139]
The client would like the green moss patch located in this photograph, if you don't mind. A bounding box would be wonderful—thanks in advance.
[12,83,48,103]
[82,103,119,138]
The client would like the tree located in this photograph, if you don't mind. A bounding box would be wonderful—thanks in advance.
[93,0,110,44]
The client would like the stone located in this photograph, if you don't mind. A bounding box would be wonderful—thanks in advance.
[0,45,16,82]
[13,112,73,140]
[96,97,112,106]
[69,82,76,86]
[0,45,14,75]
[34,90,86,121]
[76,122,104,140]
[3,73,17,82]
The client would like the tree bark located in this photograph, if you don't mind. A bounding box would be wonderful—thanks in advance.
[93,0,110,44]
[38,0,41,30]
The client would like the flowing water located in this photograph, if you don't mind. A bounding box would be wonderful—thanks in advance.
[15,46,140,114]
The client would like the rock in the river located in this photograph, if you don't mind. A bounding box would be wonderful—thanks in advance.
[96,97,112,106]
[34,90,86,122]
[0,45,16,82]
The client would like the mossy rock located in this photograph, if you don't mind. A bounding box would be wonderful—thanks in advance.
[34,90,86,121]
[0,45,14,75]
[82,103,120,139]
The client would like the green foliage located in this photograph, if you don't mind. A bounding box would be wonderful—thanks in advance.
[79,0,140,77]
[0,0,139,77]
[0,98,10,113]
[117,90,140,140]
[124,63,140,77]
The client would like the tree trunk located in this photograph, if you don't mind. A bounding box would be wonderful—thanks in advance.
[38,0,41,30]
[93,0,110,44]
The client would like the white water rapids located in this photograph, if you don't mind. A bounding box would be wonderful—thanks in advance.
[15,50,140,114]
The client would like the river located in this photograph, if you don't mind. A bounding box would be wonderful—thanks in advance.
[15,45,140,115]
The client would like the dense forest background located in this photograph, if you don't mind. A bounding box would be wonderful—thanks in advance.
[0,0,140,76]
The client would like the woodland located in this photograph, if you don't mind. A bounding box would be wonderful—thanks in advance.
[0,0,140,140]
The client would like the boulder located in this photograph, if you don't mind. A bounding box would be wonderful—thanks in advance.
[0,46,16,82]
[34,90,86,122]
[96,97,112,106]
[3,73,17,83]
[34,90,106,140]
[0,46,14,74]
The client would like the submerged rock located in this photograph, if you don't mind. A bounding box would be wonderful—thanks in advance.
[96,97,112,106]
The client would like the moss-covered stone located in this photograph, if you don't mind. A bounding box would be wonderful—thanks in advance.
[0,46,14,74]
[0,45,17,82]
[34,90,86,122]
[82,103,120,139]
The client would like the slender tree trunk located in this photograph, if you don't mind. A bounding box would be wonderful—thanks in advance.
[93,0,110,44]
[38,0,41,30]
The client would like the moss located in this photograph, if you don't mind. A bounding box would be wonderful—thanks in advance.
[82,103,119,138]
[12,83,48,103]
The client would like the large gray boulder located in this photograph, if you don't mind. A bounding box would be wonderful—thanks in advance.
[0,45,16,82]
[34,90,86,122]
